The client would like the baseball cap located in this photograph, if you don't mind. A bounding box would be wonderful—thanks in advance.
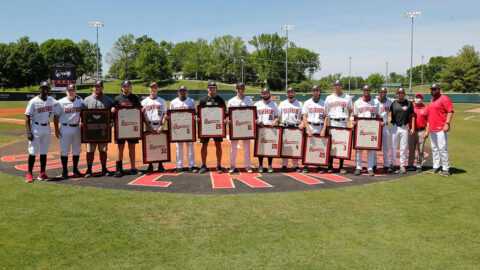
[67,84,76,90]
[149,82,158,87]
[312,85,320,90]
[362,85,371,91]
[39,81,49,88]
[286,87,295,92]
[121,80,131,87]
[261,88,270,93]
[415,92,424,98]
[93,80,103,87]
[236,82,245,88]
[178,85,187,91]
[430,83,440,89]
[379,86,388,92]
[333,79,342,86]
[207,81,217,87]
[396,87,406,93]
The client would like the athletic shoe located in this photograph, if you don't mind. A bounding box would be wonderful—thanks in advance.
[372,165,377,172]
[268,166,274,173]
[303,167,309,173]
[427,167,441,174]
[102,169,114,177]
[72,170,82,178]
[316,167,325,173]
[84,170,93,178]
[354,169,361,176]
[294,167,302,173]
[173,167,183,173]
[158,164,165,173]
[416,167,423,173]
[26,172,34,183]
[37,172,49,181]
[281,166,287,172]
[368,169,374,177]
[440,170,450,177]
[228,167,237,174]
[146,164,154,173]
[61,171,69,180]
[387,167,393,174]
[258,166,264,173]
[216,166,223,174]
[114,170,124,178]
[382,167,390,173]
[246,167,253,173]
[339,168,347,174]
[187,167,196,173]
[199,166,208,174]
[130,168,142,175]
[399,167,406,174]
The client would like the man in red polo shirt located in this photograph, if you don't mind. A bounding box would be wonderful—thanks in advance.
[427,83,454,176]
[408,92,429,172]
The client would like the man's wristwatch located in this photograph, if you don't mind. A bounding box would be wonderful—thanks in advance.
[445,122,450,125]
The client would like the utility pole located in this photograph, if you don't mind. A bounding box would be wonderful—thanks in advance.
[348,56,351,91]
[281,24,294,90]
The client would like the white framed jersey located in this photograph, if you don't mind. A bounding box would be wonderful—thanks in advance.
[278,99,303,126]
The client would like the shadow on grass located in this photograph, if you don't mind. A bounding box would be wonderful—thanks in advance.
[450,167,467,175]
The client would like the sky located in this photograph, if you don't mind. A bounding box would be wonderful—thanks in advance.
[1,0,479,79]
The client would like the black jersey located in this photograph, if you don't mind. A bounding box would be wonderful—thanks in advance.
[198,95,226,107]
[113,93,141,107]
[390,99,414,126]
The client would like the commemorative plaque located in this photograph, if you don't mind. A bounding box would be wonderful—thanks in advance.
[327,127,353,160]
[115,107,143,140]
[142,131,170,163]
[167,109,196,142]
[354,118,382,150]
[302,135,331,166]
[198,105,226,138]
[280,127,304,158]
[254,126,282,157]
[81,109,111,143]
[229,106,257,140]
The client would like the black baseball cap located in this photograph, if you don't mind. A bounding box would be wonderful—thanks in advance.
[286,87,295,92]
[261,88,270,93]
[430,83,440,89]
[312,85,320,90]
[379,86,388,92]
[94,80,103,87]
[333,79,342,86]
[207,81,217,87]
[178,85,187,91]
[121,80,131,87]
[396,87,406,93]
[362,85,371,91]
[67,84,76,90]
[39,81,49,88]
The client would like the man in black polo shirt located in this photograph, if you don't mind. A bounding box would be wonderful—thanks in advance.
[197,81,226,174]
[390,87,415,174]
[112,80,149,177]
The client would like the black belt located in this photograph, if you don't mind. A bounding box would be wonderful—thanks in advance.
[415,127,425,131]
[308,122,322,126]
[62,123,78,127]
[331,118,346,121]
[34,122,48,126]
[149,121,160,125]
[284,124,298,127]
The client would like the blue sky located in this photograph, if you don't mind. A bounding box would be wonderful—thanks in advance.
[1,0,479,78]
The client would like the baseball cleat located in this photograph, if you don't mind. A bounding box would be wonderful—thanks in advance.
[189,167,198,173]
[354,169,361,176]
[294,167,302,173]
[427,167,441,174]
[246,167,253,173]
[72,170,82,178]
[146,164,154,173]
[84,170,93,178]
[416,167,423,173]
[37,172,49,181]
[281,166,287,172]
[303,167,309,173]
[399,167,407,174]
[228,167,237,174]
[61,172,69,180]
[199,166,208,174]
[102,169,114,177]
[258,166,264,173]
[216,166,223,174]
[368,169,374,176]
[339,168,347,174]
[114,170,124,178]
[268,166,274,173]
[157,164,165,173]
[440,170,450,177]
[316,167,325,173]
[26,172,34,183]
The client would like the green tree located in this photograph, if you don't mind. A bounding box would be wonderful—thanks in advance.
[208,35,248,82]
[182,39,211,81]
[426,56,450,82]
[77,40,102,81]
[287,45,320,82]
[249,33,286,90]
[440,45,480,92]
[135,42,170,82]
[106,34,137,79]
[0,43,11,89]
[170,41,193,72]
[365,73,384,90]
[40,39,83,68]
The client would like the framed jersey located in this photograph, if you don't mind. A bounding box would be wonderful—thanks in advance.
[167,109,196,142]
[353,118,382,150]
[302,135,330,166]
[254,126,282,158]
[81,109,111,143]
[142,131,170,163]
[198,105,226,138]
[327,127,353,160]
[229,106,257,140]
[115,107,143,140]
[280,127,304,159]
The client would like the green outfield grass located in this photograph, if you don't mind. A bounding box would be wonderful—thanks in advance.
[0,103,479,269]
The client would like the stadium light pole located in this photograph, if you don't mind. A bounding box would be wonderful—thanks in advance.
[348,56,351,91]
[89,21,104,81]
[404,11,421,93]
[281,24,294,90]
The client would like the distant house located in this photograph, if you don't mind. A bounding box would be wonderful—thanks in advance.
[172,71,184,80]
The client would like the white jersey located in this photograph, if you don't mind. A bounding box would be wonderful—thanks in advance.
[278,99,303,126]
[142,96,167,122]
[54,96,83,124]
[354,97,380,118]
[302,98,327,124]
[375,97,394,123]
[169,97,196,110]
[254,100,279,126]
[227,96,253,111]
[325,93,352,119]
[25,96,57,124]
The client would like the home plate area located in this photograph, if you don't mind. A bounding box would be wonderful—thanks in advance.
[0,139,432,194]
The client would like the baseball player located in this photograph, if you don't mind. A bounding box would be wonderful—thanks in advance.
[324,80,353,174]
[278,87,303,173]
[390,87,415,174]
[373,86,394,173]
[427,83,454,177]
[24,81,57,182]
[254,88,280,173]
[198,81,227,174]
[227,82,254,173]
[112,80,149,177]
[407,92,429,172]
[53,84,83,179]
[353,85,380,176]
[83,80,114,178]
[142,82,167,173]
[302,85,328,173]
[169,85,197,173]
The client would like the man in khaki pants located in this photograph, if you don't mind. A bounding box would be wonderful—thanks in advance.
[408,92,429,172]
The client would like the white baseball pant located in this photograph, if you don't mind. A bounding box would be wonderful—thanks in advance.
[330,120,347,128]
[374,125,391,167]
[356,150,375,170]
[60,125,81,156]
[391,124,409,167]
[230,139,251,168]
[430,131,450,171]
[176,142,195,168]
[28,124,51,155]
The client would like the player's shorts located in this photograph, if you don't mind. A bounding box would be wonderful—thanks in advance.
[86,143,108,153]
[200,137,223,143]
[115,139,139,144]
